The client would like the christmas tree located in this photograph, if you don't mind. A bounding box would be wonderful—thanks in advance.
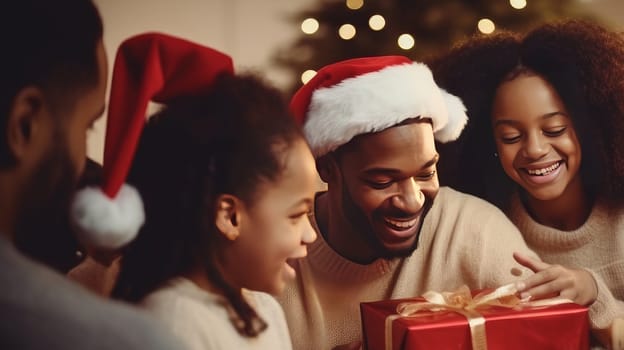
[274,0,597,94]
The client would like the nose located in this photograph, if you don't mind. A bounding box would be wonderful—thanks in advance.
[390,177,425,214]
[521,131,548,160]
[301,216,317,244]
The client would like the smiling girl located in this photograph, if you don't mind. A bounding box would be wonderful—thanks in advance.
[102,34,317,350]
[432,20,624,347]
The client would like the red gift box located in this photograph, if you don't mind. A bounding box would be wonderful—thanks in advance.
[361,286,589,350]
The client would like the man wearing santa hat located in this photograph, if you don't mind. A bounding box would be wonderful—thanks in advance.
[280,56,540,349]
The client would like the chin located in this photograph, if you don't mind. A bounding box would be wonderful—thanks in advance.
[383,242,419,258]
[371,235,419,259]
[524,187,566,202]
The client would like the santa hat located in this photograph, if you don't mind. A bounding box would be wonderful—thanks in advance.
[290,55,468,158]
[71,32,234,250]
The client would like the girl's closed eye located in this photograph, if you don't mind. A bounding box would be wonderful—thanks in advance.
[543,126,567,137]
[290,211,309,223]
[500,133,521,144]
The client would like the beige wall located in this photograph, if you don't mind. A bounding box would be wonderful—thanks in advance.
[89,0,314,163]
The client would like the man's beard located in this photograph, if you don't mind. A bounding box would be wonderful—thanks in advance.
[14,136,81,272]
[340,180,433,261]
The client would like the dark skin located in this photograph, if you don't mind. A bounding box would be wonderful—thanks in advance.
[319,119,597,350]
[0,41,107,242]
[492,74,597,307]
[315,119,439,264]
[316,119,439,350]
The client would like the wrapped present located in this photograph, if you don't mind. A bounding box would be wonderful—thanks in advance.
[361,284,589,350]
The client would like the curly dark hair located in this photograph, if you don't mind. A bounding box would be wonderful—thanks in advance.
[430,20,624,210]
[112,73,304,337]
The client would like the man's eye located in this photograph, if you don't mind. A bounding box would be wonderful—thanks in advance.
[416,170,436,181]
[366,180,393,189]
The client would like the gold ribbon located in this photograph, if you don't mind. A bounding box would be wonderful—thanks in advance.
[384,284,571,350]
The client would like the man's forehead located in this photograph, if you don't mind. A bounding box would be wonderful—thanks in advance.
[338,122,438,170]
[346,121,434,151]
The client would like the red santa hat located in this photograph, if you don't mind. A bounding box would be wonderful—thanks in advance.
[71,32,234,250]
[290,55,468,158]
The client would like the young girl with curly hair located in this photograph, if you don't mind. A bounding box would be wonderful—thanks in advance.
[87,33,318,350]
[432,20,624,348]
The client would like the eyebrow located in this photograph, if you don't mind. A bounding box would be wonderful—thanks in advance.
[362,153,440,175]
[493,111,569,127]
[290,198,313,209]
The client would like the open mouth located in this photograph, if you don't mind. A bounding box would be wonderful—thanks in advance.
[383,217,418,231]
[519,160,564,186]
[524,161,562,176]
[375,203,432,247]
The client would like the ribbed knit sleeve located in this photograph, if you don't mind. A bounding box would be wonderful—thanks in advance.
[587,270,624,329]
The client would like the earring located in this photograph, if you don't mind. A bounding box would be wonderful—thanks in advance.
[493,152,498,158]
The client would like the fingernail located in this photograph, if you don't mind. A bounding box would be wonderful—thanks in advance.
[520,292,530,300]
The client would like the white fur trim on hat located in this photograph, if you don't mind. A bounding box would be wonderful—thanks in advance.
[303,62,467,157]
[434,89,468,143]
[71,184,145,250]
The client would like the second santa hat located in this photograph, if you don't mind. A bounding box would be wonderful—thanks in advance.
[290,55,468,158]
[71,33,234,249]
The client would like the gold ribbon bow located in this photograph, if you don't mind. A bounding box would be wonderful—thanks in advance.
[384,284,571,350]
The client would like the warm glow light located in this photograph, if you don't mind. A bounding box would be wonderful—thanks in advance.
[301,18,319,34]
[301,70,317,84]
[477,18,496,34]
[397,34,414,50]
[346,0,364,10]
[368,14,386,31]
[339,24,356,40]
[509,0,527,9]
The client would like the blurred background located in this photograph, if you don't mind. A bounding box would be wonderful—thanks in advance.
[89,0,623,163]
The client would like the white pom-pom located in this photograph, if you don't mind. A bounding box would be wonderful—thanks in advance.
[71,184,145,250]
[434,89,469,143]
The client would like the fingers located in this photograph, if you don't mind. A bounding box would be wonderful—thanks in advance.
[516,266,564,299]
[520,278,567,301]
[515,265,597,305]
[513,252,550,272]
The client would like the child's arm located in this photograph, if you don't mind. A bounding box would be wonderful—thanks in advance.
[512,252,597,306]
[514,252,624,349]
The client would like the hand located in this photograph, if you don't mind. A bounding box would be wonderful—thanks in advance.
[513,252,598,306]
[332,340,362,350]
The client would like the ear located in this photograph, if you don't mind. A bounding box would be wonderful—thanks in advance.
[214,194,242,241]
[6,86,47,161]
[316,153,340,184]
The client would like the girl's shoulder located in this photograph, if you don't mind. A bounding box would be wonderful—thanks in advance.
[242,289,283,316]
[141,277,226,318]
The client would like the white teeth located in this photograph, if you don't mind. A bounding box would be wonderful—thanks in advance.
[384,218,417,229]
[527,162,561,176]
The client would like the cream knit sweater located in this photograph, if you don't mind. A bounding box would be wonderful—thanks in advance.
[141,277,293,350]
[278,187,538,350]
[508,194,624,330]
